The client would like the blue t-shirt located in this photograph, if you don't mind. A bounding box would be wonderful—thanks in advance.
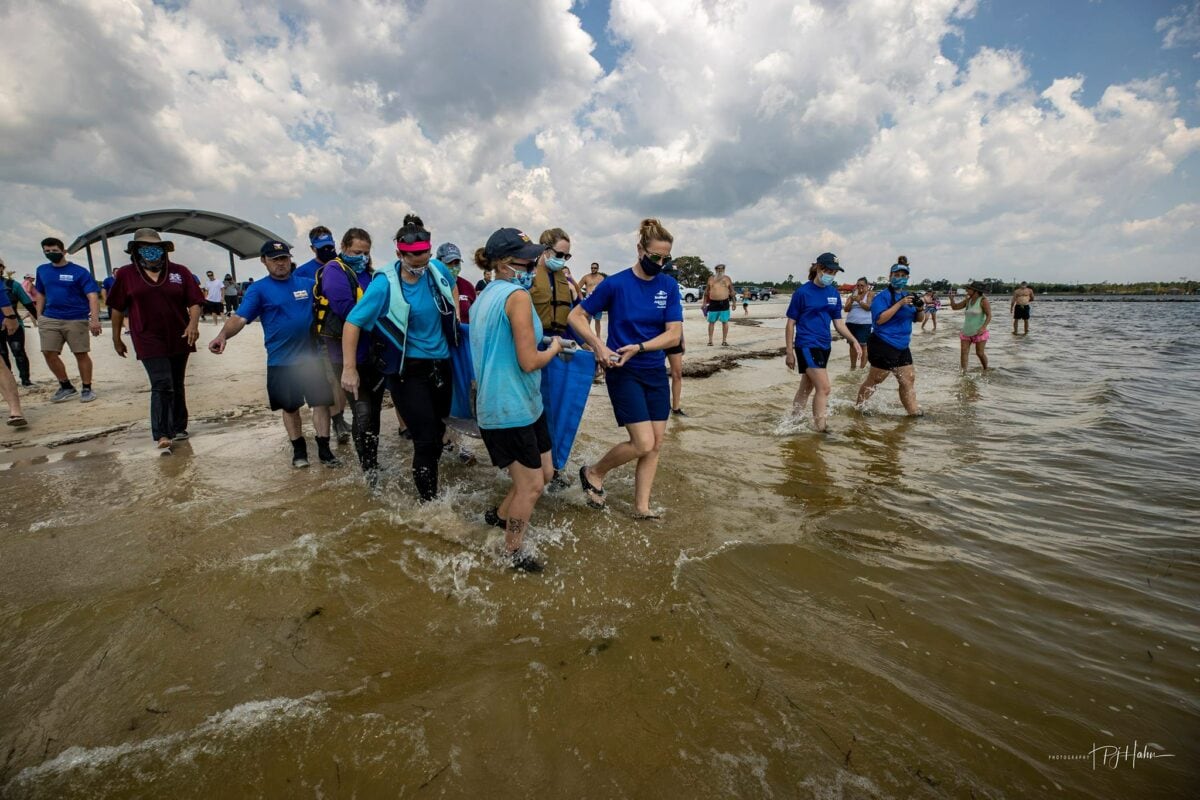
[294,258,321,281]
[235,273,316,366]
[580,268,683,374]
[345,263,452,362]
[35,263,99,320]
[871,288,917,349]
[471,281,544,429]
[0,285,11,310]
[785,281,842,349]
[102,275,115,293]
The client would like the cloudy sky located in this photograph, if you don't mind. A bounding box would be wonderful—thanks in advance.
[1,0,1197,284]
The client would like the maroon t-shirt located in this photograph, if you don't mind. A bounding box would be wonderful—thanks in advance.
[106,262,206,359]
[456,276,477,323]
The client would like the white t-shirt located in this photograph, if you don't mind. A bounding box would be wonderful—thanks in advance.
[205,279,223,302]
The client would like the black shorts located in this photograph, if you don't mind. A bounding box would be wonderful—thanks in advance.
[481,413,551,470]
[1013,305,1030,320]
[204,300,224,314]
[665,333,685,356]
[866,335,913,371]
[798,346,831,370]
[267,360,335,412]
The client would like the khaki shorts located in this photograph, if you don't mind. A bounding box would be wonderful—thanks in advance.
[39,317,92,353]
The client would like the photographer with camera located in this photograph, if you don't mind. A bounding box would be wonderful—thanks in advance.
[855,257,924,416]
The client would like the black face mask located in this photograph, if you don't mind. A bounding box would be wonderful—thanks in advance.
[639,254,666,276]
[44,251,65,263]
[316,245,337,263]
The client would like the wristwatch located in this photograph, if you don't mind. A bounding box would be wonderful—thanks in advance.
[638,342,646,353]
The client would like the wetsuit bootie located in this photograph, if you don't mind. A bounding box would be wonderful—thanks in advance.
[316,436,341,467]
[291,437,309,469]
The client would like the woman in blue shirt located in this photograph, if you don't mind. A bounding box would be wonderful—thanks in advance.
[568,218,683,519]
[340,214,460,501]
[784,253,862,432]
[470,228,566,572]
[855,260,925,415]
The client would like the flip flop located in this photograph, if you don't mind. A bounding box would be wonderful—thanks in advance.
[7,415,27,427]
[579,465,606,509]
[631,511,662,521]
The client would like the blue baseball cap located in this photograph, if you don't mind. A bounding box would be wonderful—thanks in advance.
[815,252,844,272]
[484,228,544,262]
[260,240,292,258]
[890,262,910,274]
[310,233,335,249]
[436,242,462,263]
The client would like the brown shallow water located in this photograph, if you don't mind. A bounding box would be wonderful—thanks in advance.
[1,302,1197,798]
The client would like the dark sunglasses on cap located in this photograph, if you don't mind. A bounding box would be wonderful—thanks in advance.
[510,259,537,272]
[545,248,572,261]
[644,252,672,265]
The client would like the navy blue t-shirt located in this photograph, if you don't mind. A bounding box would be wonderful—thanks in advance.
[785,281,842,349]
[35,263,99,320]
[871,288,917,349]
[235,273,316,366]
[580,268,683,375]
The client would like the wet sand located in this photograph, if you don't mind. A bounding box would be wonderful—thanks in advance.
[2,300,1197,799]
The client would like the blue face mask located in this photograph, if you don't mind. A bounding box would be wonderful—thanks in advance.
[514,270,534,290]
[545,256,566,271]
[139,245,165,263]
[341,253,368,272]
[819,273,838,287]
[890,276,909,289]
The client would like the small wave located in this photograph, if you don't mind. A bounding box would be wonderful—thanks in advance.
[9,693,328,788]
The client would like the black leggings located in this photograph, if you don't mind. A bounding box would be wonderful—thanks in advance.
[348,362,386,473]
[142,353,190,441]
[387,358,451,501]
[0,324,31,384]
[223,296,238,314]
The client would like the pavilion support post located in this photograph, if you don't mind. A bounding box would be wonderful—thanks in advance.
[229,251,237,282]
[85,245,96,279]
[100,236,113,278]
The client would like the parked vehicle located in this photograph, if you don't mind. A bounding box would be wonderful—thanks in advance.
[679,285,704,303]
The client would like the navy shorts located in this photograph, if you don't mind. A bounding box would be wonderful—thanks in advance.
[846,322,872,344]
[481,413,551,470]
[866,335,913,371]
[267,359,334,412]
[1013,305,1031,320]
[606,367,670,426]
[798,347,831,370]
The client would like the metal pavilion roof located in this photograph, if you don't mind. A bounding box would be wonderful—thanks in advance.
[68,209,290,260]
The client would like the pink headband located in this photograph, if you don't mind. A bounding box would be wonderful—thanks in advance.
[396,241,431,253]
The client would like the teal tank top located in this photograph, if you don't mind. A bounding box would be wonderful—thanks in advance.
[963,297,985,336]
[470,280,544,430]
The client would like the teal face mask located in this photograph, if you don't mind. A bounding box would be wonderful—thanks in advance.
[341,253,368,272]
[890,276,909,289]
[545,256,566,271]
[819,273,838,287]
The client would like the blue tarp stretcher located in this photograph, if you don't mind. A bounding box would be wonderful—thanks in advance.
[448,323,594,470]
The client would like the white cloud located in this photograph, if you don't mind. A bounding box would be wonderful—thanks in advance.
[1156,1,1200,52]
[0,0,1196,285]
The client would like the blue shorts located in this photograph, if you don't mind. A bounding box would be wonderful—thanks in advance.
[846,322,872,344]
[606,367,670,426]
[707,310,731,324]
[798,347,831,370]
[593,311,603,321]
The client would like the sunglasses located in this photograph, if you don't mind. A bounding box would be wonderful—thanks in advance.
[644,252,672,265]
[546,248,572,261]
[510,259,537,272]
[395,231,432,245]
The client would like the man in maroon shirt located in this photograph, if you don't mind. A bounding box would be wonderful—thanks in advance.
[106,229,204,454]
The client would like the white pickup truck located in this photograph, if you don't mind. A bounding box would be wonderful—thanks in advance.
[679,285,704,303]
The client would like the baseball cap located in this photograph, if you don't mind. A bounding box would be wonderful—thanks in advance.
[890,262,910,274]
[436,242,463,263]
[483,228,544,262]
[815,252,844,272]
[260,240,292,258]
[310,233,335,249]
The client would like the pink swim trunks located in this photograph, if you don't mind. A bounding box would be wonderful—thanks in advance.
[960,330,990,344]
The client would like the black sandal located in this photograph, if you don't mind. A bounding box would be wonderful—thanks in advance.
[579,465,606,509]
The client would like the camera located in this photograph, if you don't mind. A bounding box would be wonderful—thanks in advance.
[910,295,925,310]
